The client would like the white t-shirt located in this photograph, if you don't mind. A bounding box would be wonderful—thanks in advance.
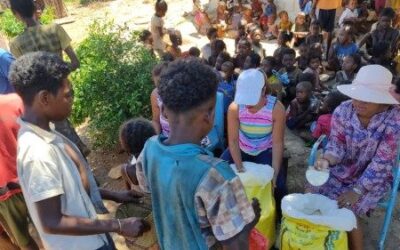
[151,14,166,51]
[339,8,358,27]
[17,120,108,250]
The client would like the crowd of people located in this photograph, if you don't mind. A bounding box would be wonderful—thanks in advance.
[1,0,400,249]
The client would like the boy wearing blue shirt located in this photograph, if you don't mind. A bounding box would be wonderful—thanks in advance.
[136,59,260,249]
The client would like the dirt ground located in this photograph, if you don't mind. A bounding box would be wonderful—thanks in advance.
[54,0,400,249]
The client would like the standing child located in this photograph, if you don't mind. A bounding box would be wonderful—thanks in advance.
[261,56,283,100]
[328,26,358,71]
[234,39,252,69]
[286,81,319,130]
[214,51,232,71]
[335,53,361,86]
[151,0,168,56]
[303,54,323,91]
[273,31,293,68]
[311,91,349,139]
[201,27,218,62]
[9,0,89,157]
[218,61,237,114]
[243,51,261,69]
[208,39,227,67]
[11,52,149,250]
[136,59,261,249]
[150,62,169,135]
[278,11,293,32]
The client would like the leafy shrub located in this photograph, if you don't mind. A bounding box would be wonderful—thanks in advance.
[0,8,55,38]
[71,20,157,147]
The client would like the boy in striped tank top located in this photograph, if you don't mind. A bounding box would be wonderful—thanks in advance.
[221,69,286,190]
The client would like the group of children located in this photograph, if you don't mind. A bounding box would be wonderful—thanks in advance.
[2,0,400,249]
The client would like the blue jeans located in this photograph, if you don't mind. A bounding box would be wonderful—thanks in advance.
[221,148,288,217]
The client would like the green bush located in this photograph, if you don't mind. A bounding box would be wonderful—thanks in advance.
[0,8,55,38]
[71,20,157,147]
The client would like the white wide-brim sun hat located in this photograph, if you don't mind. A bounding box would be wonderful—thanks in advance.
[337,65,399,105]
[234,69,265,106]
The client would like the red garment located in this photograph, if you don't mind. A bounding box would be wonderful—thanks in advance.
[0,94,23,201]
[312,114,332,139]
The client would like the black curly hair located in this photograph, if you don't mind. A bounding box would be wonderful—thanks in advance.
[10,0,35,18]
[158,59,218,113]
[119,118,156,156]
[9,52,70,106]
[325,91,349,113]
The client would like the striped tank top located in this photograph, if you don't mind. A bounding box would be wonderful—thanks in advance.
[239,95,276,156]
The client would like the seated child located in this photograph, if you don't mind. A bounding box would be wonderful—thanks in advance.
[278,11,293,32]
[359,7,399,58]
[328,26,358,71]
[296,43,309,70]
[367,41,395,72]
[218,61,237,113]
[139,30,153,53]
[286,81,319,130]
[339,0,359,28]
[305,20,323,46]
[215,51,232,71]
[209,39,227,66]
[251,28,266,58]
[251,0,263,20]
[261,14,279,40]
[298,0,312,17]
[150,62,170,135]
[136,59,261,249]
[201,27,218,62]
[291,12,309,47]
[243,51,261,69]
[303,54,323,91]
[234,39,252,69]
[335,53,361,86]
[311,91,349,139]
[235,22,248,52]
[263,0,277,19]
[166,30,182,59]
[278,48,303,103]
[273,30,294,65]
[261,56,283,100]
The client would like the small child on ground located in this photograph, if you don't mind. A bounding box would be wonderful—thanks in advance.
[335,53,361,86]
[139,30,154,54]
[303,54,323,91]
[136,59,261,249]
[150,0,168,56]
[263,0,277,19]
[273,31,293,66]
[311,91,349,139]
[291,12,309,47]
[296,43,309,70]
[328,26,358,71]
[166,30,182,59]
[278,48,303,103]
[250,28,266,59]
[261,56,283,100]
[305,20,323,46]
[234,39,252,69]
[278,11,293,32]
[286,81,319,130]
[243,51,261,69]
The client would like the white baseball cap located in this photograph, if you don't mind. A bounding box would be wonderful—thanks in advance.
[337,65,399,105]
[234,69,265,106]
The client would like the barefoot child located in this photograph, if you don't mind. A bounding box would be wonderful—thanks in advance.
[136,59,261,249]
[151,0,168,56]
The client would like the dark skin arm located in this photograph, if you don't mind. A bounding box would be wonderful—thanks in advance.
[64,46,80,71]
[35,195,149,237]
[221,198,261,250]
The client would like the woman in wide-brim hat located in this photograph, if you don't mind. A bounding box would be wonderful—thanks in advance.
[309,65,400,250]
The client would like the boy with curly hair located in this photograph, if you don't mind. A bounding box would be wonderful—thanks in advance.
[136,59,260,249]
[10,52,149,250]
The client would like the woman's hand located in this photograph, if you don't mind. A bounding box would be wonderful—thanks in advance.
[315,157,329,171]
[338,190,361,208]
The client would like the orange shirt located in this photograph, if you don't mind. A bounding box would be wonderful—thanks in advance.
[317,0,341,10]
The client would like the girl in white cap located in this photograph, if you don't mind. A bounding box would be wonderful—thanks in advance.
[221,68,286,190]
[311,65,400,250]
